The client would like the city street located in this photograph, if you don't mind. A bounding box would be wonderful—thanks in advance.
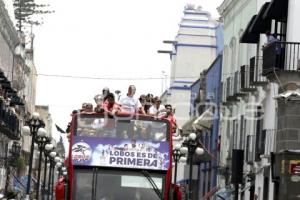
[1,0,300,199]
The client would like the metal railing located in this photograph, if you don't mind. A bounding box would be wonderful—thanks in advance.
[0,99,21,140]
[263,41,300,72]
[250,56,268,84]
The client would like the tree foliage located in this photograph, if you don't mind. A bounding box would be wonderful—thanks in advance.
[13,0,54,32]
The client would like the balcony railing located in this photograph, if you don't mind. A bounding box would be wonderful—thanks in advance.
[263,41,300,73]
[0,99,21,140]
[240,65,256,92]
[249,56,268,85]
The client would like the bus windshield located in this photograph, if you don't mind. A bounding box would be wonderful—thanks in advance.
[76,115,169,142]
[73,169,164,200]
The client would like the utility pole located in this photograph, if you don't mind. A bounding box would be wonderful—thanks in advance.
[161,71,166,94]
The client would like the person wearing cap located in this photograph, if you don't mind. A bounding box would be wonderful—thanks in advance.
[119,85,145,114]
[149,96,165,117]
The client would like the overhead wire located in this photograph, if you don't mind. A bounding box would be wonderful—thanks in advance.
[36,73,200,80]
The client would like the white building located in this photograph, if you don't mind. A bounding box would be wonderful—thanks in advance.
[0,0,45,196]
[162,4,220,127]
[217,0,300,199]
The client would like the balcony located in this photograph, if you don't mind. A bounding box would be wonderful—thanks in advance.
[240,65,256,92]
[263,42,300,78]
[0,99,21,140]
[249,56,268,86]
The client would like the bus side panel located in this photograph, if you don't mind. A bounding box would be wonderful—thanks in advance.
[68,118,75,200]
[165,123,173,200]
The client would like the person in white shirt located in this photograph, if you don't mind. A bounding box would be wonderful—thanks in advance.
[149,96,165,117]
[119,85,145,114]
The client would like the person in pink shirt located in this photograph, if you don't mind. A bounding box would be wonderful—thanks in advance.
[102,93,122,115]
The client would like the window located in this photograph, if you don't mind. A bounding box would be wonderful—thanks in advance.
[73,169,164,200]
[255,106,264,161]
[73,170,93,199]
[76,116,168,142]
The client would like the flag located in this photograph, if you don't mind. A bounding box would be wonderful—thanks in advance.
[55,124,65,133]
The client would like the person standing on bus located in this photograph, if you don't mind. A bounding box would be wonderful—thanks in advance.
[94,87,110,112]
[162,104,178,134]
[149,96,165,117]
[102,93,122,115]
[119,85,145,114]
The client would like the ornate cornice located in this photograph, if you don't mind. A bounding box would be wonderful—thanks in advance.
[218,0,253,28]
[0,0,20,51]
[218,0,238,17]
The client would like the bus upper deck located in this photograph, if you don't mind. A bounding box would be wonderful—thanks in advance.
[67,112,173,200]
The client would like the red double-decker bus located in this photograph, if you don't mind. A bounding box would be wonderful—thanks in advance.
[61,112,176,200]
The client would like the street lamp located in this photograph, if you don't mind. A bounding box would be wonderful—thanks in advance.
[35,127,51,200]
[22,112,45,200]
[51,157,62,200]
[173,143,184,200]
[173,144,182,185]
[180,133,204,200]
[41,143,54,200]
[47,151,57,200]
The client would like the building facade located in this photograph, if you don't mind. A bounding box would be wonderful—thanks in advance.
[162,4,220,127]
[198,54,223,199]
[217,0,300,199]
[160,4,224,200]
[0,0,41,197]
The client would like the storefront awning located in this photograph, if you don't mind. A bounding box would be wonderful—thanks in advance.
[192,107,213,130]
[240,15,259,44]
[181,117,197,135]
[263,0,288,21]
[249,2,271,33]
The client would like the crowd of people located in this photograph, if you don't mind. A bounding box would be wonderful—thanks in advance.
[78,85,178,134]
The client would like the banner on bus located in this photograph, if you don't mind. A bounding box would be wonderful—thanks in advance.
[72,136,170,170]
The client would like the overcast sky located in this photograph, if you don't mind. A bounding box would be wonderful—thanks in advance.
[32,0,223,141]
